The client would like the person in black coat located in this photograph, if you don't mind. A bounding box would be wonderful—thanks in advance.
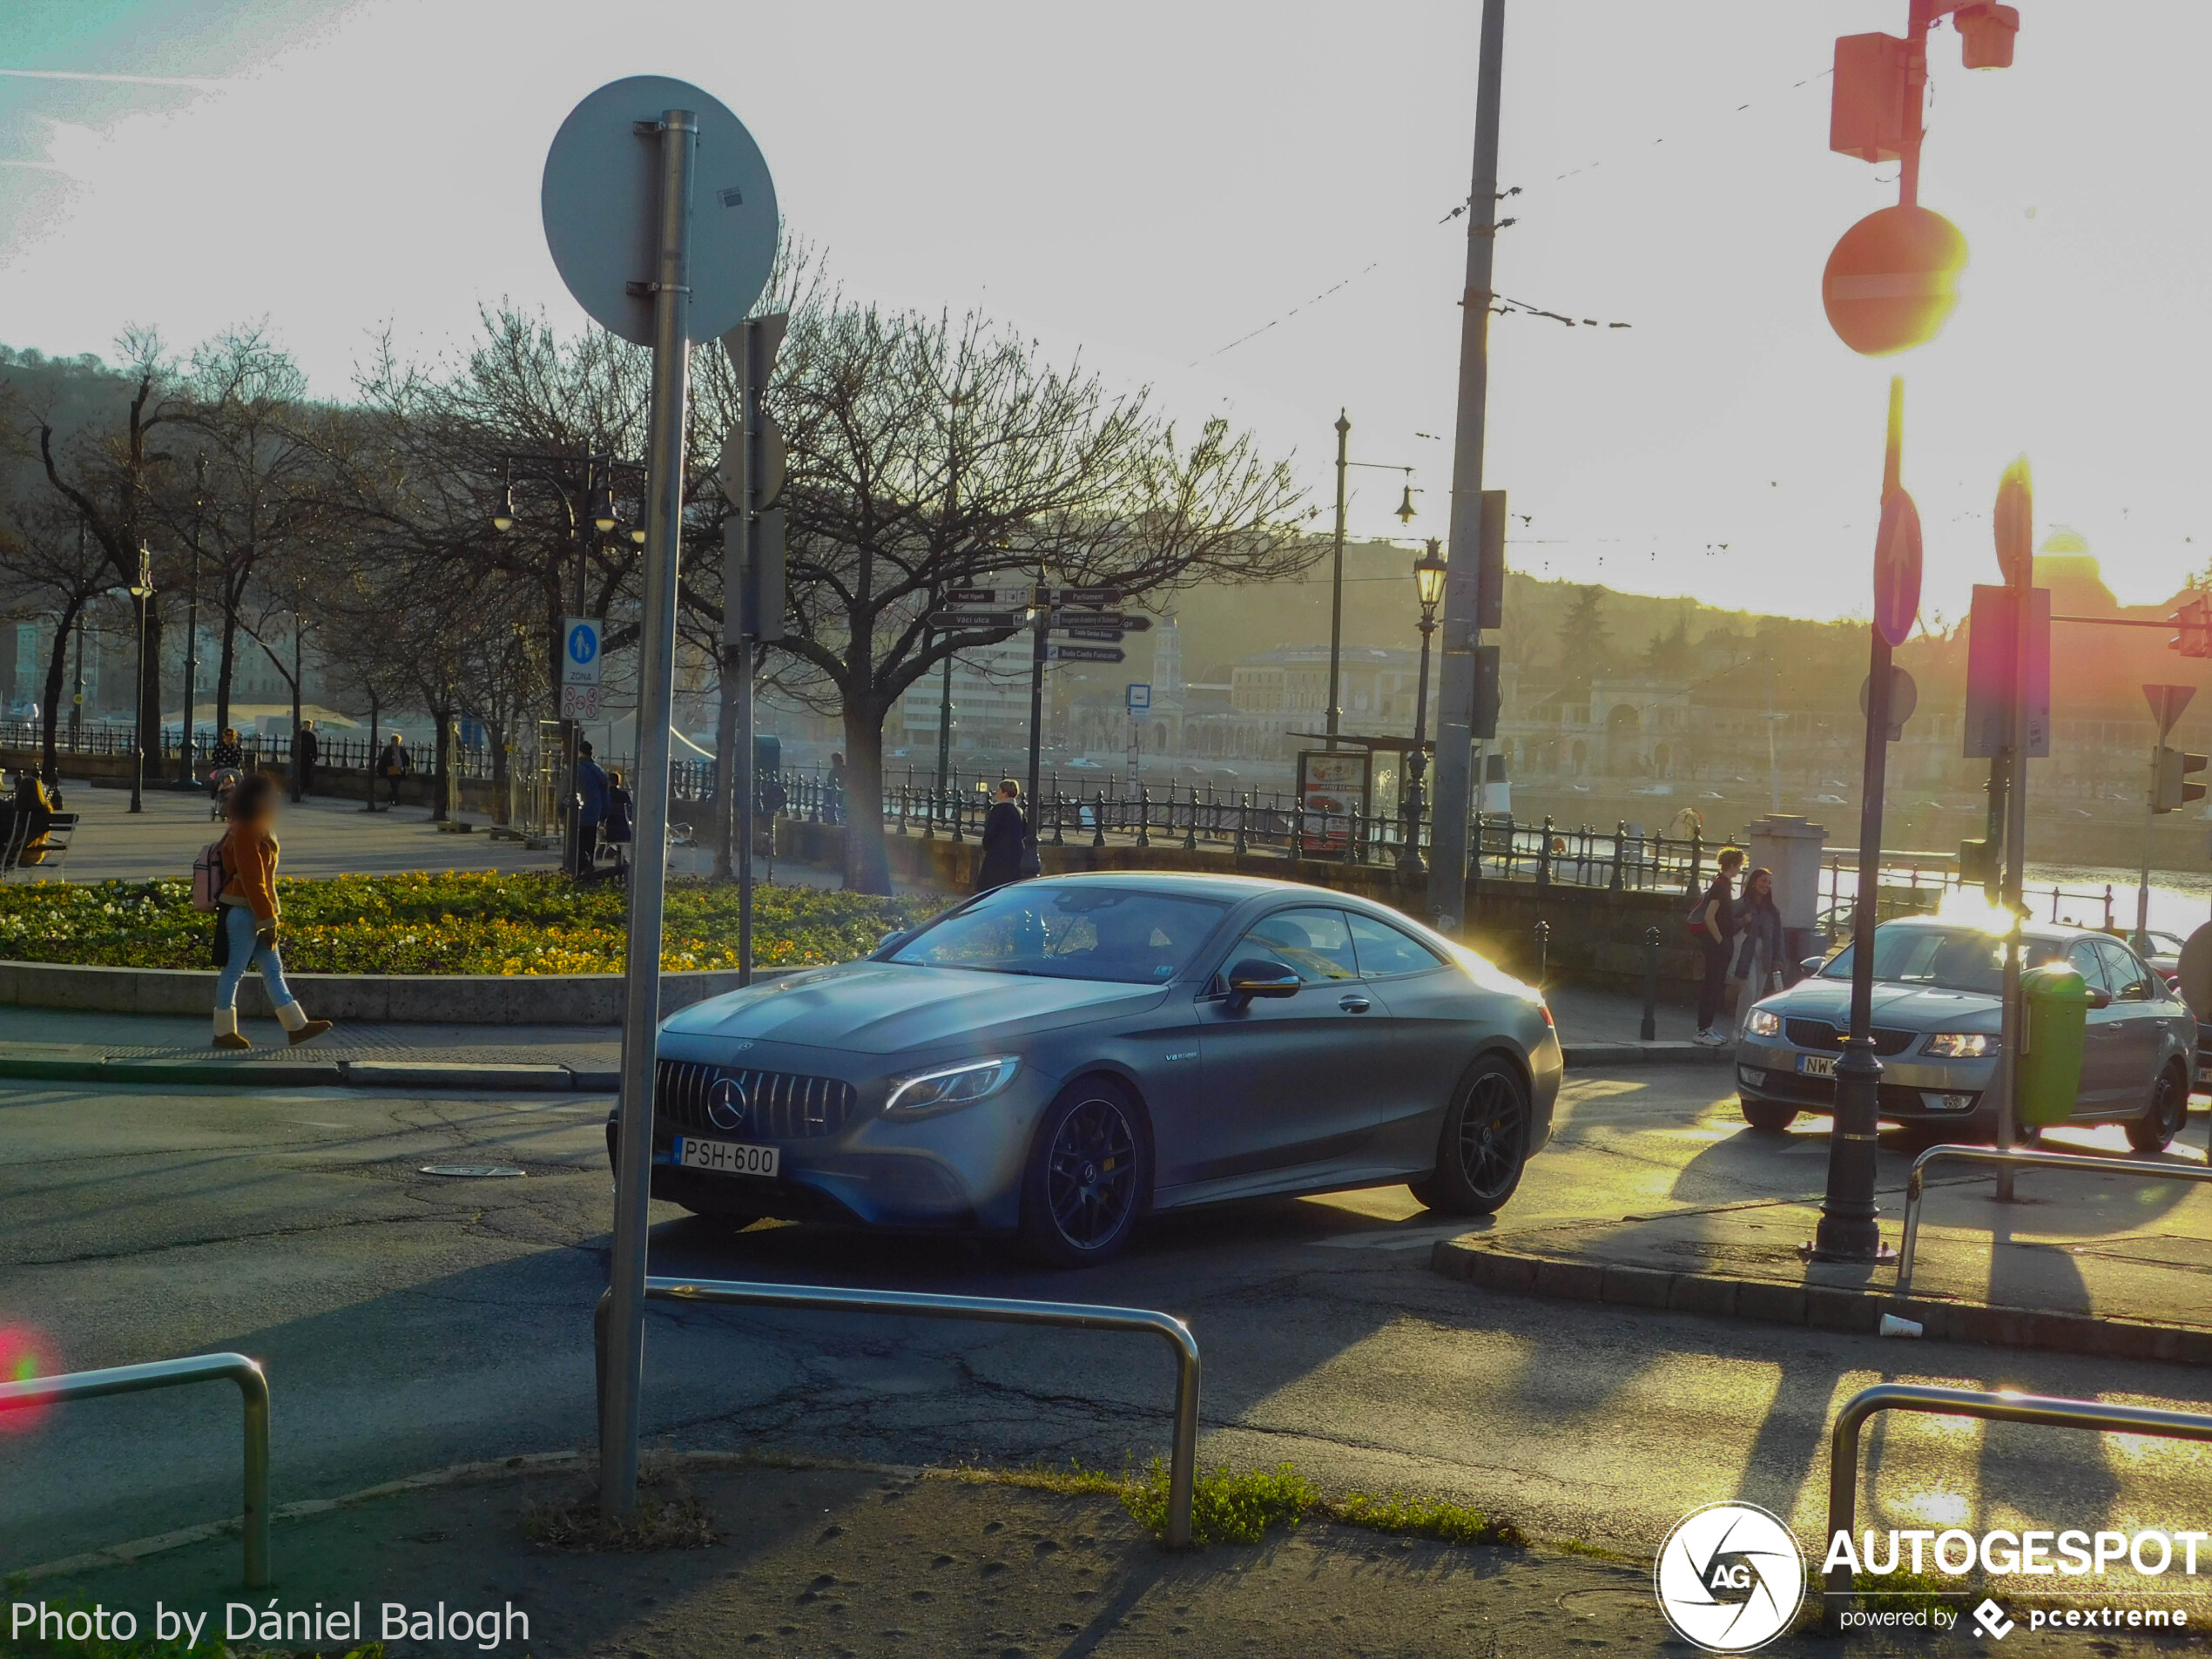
[974,779,1028,893]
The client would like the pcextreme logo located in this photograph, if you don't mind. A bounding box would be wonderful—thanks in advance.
[1654,1501,1809,1653]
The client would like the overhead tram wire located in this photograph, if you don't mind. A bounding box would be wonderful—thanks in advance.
[1188,61,1833,368]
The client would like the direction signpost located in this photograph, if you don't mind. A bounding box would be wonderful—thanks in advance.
[559,617,603,722]
[543,73,778,1521]
[1047,644,1125,664]
[2139,684,2199,949]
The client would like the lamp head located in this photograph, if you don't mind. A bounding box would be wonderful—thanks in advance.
[590,481,617,533]
[1414,539,1447,610]
[1395,481,1417,525]
[492,482,516,533]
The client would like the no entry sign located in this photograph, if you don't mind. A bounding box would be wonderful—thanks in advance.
[1872,488,1922,647]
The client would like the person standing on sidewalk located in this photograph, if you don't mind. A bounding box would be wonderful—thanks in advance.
[212,771,333,1050]
[574,739,610,874]
[974,779,1028,893]
[376,733,410,808]
[1693,846,1745,1046]
[293,719,319,801]
[1732,867,1788,1038]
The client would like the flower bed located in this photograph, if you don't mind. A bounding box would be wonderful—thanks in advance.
[0,873,921,975]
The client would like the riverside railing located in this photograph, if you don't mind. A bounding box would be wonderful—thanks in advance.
[1896,1143,2212,1294]
[1824,1382,2212,1607]
[596,1278,1201,1548]
[0,1351,271,1586]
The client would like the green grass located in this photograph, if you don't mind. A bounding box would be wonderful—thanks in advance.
[0,872,920,975]
[966,1458,1526,1550]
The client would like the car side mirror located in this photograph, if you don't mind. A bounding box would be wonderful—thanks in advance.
[1225,958,1302,1009]
[876,929,909,955]
[2086,988,2112,1009]
[1799,957,1826,978]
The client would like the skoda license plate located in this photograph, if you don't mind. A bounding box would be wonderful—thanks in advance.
[1797,1053,1837,1078]
[674,1136,779,1177]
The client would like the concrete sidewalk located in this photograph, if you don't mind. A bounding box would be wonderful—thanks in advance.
[1434,1133,2212,1365]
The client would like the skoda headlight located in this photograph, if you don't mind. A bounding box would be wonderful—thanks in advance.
[884,1055,1021,1117]
[1923,1032,1997,1059]
[1746,1008,1782,1037]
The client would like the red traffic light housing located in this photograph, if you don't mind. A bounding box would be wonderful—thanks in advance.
[2169,596,2212,659]
[1954,3,2020,69]
[2155,746,2209,813]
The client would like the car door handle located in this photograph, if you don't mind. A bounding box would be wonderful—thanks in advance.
[1339,995,1372,1013]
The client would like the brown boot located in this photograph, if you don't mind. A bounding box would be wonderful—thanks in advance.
[286,1017,334,1046]
[213,1009,250,1050]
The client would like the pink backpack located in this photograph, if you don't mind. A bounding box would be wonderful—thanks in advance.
[191,838,227,914]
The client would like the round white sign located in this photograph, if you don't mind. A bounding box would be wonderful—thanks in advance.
[1652,1501,1806,1652]
[541,75,779,347]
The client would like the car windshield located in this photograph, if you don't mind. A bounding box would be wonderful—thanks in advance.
[1819,925,2068,995]
[890,885,1228,983]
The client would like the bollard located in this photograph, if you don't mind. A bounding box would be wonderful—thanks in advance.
[1534,920,1550,987]
[1092,790,1107,849]
[1641,926,1660,1042]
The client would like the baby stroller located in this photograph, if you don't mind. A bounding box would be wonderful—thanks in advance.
[207,766,241,820]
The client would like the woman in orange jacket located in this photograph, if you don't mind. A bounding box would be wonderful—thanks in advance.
[212,771,333,1049]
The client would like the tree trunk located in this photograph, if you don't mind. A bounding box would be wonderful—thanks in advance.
[430,710,452,820]
[38,601,80,783]
[215,606,239,737]
[840,702,890,894]
[489,720,510,825]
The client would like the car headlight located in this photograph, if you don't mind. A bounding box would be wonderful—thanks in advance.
[884,1055,1022,1117]
[1746,1008,1782,1037]
[1922,1032,1998,1058]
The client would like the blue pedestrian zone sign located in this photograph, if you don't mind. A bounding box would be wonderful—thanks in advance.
[1127,683,1150,713]
[563,617,602,685]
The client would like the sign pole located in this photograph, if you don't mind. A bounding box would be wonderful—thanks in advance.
[1811,376,1905,1263]
[1426,0,1507,933]
[601,104,698,1521]
[1026,584,1048,854]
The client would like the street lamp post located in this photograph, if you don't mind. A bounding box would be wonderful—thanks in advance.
[178,459,204,788]
[1325,411,1419,748]
[1399,541,1448,876]
[494,452,635,876]
[126,544,156,815]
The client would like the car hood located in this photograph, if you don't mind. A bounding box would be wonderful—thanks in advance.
[1770,978,2000,1031]
[661,961,1170,1054]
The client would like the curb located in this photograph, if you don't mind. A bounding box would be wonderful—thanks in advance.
[0,1055,617,1094]
[1429,1235,2212,1367]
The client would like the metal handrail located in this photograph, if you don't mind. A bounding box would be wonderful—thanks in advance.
[0,1352,271,1587]
[598,1277,1201,1547]
[1826,1382,2212,1603]
[1898,1143,2212,1293]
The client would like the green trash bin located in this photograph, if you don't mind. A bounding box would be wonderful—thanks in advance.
[2018,963,2095,1127]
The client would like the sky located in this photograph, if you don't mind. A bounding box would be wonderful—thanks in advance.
[0,0,2205,631]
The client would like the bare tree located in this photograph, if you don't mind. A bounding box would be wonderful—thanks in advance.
[0,492,108,776]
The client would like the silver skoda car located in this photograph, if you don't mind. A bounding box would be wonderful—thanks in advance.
[607,873,1562,1265]
[1736,916,2195,1150]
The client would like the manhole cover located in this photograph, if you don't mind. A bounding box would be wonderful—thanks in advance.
[420,1164,526,1178]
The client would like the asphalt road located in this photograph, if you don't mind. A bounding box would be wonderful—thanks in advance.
[7,1067,2212,1579]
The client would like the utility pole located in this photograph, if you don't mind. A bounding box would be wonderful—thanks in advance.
[1326,411,1349,748]
[1426,0,1507,933]
[179,458,203,787]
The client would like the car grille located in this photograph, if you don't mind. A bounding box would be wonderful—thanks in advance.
[1784,1018,1917,1057]
[654,1059,857,1140]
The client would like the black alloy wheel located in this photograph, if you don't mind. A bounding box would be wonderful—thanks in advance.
[1411,1055,1532,1217]
[2128,1062,2189,1154]
[1019,1079,1147,1266]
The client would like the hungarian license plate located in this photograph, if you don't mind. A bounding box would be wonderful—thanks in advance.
[1797,1053,1838,1078]
[673,1136,779,1177]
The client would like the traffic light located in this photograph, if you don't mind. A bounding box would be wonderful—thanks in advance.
[2154,745,2209,813]
[1958,837,1995,886]
[2169,596,2212,658]
[1470,644,1501,740]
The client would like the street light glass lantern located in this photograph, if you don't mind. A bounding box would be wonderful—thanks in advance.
[1395,481,1417,524]
[1414,540,1447,611]
[590,481,617,533]
[492,482,516,533]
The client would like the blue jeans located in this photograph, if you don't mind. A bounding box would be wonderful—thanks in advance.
[216,903,297,1014]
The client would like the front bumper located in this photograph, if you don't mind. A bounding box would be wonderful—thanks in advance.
[1734,1034,1990,1123]
[604,1051,1057,1233]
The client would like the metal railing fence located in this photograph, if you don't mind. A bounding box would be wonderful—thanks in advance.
[1826,1382,2212,1604]
[1897,1143,2212,1293]
[597,1277,1200,1547]
[0,1351,271,1586]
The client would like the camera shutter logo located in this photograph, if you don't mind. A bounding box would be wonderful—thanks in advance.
[1653,1501,1806,1652]
[706,1076,751,1134]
